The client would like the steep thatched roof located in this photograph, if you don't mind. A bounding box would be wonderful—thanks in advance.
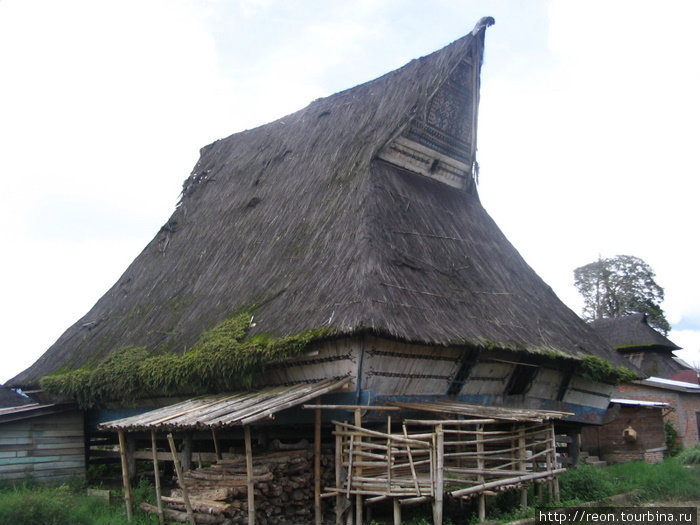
[590,313,681,352]
[10,20,628,388]
[590,313,684,379]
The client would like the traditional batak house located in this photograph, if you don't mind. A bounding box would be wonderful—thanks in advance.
[8,18,635,524]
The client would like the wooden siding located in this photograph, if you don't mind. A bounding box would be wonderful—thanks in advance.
[362,337,462,395]
[0,410,85,482]
[562,376,614,410]
[528,367,564,399]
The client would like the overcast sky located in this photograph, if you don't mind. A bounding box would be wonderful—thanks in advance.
[1,0,699,384]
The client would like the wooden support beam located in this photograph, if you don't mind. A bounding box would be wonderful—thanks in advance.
[151,431,165,525]
[181,432,193,472]
[167,433,195,525]
[393,498,401,525]
[314,398,322,525]
[550,425,560,503]
[244,425,255,525]
[117,430,133,523]
[518,427,527,508]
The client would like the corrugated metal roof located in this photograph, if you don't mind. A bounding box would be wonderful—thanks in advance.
[389,400,572,423]
[99,377,351,431]
[642,376,700,391]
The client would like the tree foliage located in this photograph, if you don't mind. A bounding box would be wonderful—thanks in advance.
[573,254,670,334]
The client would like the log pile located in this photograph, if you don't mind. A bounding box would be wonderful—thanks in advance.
[141,447,334,525]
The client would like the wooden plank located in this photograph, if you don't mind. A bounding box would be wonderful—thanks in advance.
[314,400,322,525]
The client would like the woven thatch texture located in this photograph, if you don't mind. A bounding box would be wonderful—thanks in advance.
[10,27,626,388]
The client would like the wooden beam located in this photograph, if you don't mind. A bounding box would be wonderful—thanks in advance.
[117,430,133,523]
[433,424,444,525]
[151,431,165,525]
[244,425,255,525]
[212,428,222,461]
[354,409,363,525]
[167,433,195,525]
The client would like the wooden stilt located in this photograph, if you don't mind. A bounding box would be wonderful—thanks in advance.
[393,498,401,525]
[117,430,134,523]
[167,433,196,525]
[212,428,222,461]
[354,409,363,525]
[314,398,322,525]
[151,431,165,525]
[244,425,256,525]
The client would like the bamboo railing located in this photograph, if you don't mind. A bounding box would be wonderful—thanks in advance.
[324,417,563,525]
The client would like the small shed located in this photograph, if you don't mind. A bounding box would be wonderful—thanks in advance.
[100,377,569,525]
[581,398,668,464]
[0,402,85,483]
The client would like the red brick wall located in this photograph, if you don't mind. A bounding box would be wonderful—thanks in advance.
[613,383,700,448]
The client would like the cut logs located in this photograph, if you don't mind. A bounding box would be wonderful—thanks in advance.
[141,447,335,525]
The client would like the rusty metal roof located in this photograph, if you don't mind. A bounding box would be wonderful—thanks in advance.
[99,377,351,432]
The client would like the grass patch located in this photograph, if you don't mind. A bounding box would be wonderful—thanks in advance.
[40,310,332,407]
[676,445,700,465]
[0,479,158,525]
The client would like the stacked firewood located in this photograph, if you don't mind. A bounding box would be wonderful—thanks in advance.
[141,446,335,525]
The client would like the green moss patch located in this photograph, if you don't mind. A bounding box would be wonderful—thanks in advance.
[40,312,332,408]
[579,355,638,384]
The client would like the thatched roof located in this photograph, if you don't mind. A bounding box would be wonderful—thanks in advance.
[10,20,628,388]
[590,313,684,379]
[590,314,681,352]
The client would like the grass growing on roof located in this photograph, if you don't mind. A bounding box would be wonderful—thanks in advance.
[40,311,332,407]
[579,354,638,384]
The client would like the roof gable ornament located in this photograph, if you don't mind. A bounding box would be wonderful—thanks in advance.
[377,18,493,192]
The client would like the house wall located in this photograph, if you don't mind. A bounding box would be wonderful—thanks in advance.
[0,409,85,483]
[614,383,700,448]
[581,405,666,464]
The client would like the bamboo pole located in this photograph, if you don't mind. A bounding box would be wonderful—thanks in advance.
[244,425,255,525]
[402,422,421,497]
[449,469,567,497]
[167,433,195,525]
[151,431,165,525]
[117,430,134,523]
[354,409,362,525]
[387,415,392,495]
[314,399,322,525]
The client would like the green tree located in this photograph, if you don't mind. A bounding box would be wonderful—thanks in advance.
[573,254,670,334]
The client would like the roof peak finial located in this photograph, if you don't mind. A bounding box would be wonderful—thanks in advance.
[472,16,495,36]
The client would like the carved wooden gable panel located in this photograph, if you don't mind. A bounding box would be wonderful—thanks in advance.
[378,54,479,191]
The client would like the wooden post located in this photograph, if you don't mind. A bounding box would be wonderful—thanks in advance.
[181,432,193,472]
[126,433,137,482]
[244,425,256,525]
[335,422,344,525]
[550,425,561,503]
[117,430,134,523]
[433,424,444,525]
[545,428,554,503]
[151,431,165,525]
[314,398,322,525]
[393,499,401,525]
[212,428,222,461]
[518,426,527,508]
[569,429,581,467]
[167,433,196,525]
[476,424,485,523]
[354,409,362,525]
